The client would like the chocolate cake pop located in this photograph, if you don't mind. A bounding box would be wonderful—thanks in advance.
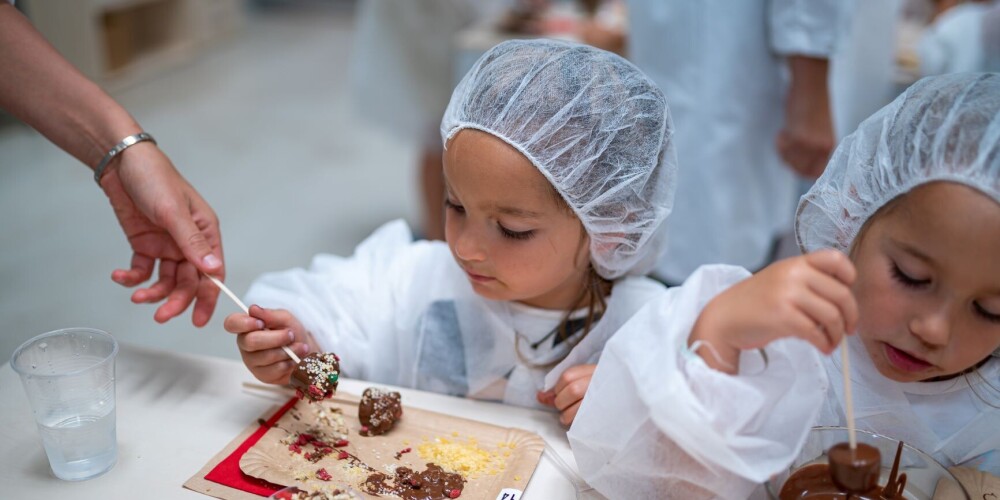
[829,442,881,493]
[358,387,403,436]
[290,352,341,401]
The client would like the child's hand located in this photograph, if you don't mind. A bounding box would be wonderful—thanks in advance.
[223,304,314,384]
[690,250,858,374]
[537,364,597,427]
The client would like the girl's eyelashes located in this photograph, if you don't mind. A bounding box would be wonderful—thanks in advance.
[974,302,1000,324]
[890,262,930,288]
[445,198,534,240]
[444,198,465,214]
[498,224,534,240]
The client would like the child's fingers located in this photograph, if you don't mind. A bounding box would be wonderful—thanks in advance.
[805,249,856,285]
[795,290,846,347]
[237,329,294,353]
[559,401,582,427]
[290,342,311,359]
[790,313,840,355]
[252,359,296,385]
[551,364,597,395]
[243,346,293,367]
[807,270,860,333]
[249,304,294,329]
[224,313,265,334]
[553,377,591,411]
[536,390,556,407]
[786,300,841,354]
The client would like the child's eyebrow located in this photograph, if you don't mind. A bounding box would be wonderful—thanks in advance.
[495,205,542,219]
[890,237,932,263]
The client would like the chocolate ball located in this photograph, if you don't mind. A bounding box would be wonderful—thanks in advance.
[828,442,881,493]
[290,352,340,401]
[358,387,402,436]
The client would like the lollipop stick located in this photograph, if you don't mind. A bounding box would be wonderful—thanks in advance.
[840,338,856,450]
[205,274,301,364]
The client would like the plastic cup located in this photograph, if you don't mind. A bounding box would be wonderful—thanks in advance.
[11,328,119,481]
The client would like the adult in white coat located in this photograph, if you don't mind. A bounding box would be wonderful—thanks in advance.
[568,73,1000,498]
[918,0,999,75]
[350,0,507,241]
[626,0,845,283]
[829,0,904,140]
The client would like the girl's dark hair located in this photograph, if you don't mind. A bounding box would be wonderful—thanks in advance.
[516,221,612,370]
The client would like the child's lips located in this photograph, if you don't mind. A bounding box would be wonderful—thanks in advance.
[464,269,495,283]
[883,343,933,373]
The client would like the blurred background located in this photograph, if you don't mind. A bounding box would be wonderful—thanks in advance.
[1,0,997,363]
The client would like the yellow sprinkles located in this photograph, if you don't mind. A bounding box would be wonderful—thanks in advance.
[416,437,515,479]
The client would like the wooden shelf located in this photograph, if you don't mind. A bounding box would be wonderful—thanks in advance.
[21,0,245,89]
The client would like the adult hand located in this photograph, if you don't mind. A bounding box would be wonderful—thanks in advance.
[537,364,597,427]
[689,250,858,374]
[776,56,835,179]
[100,142,224,326]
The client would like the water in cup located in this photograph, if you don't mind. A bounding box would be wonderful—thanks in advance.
[39,411,117,480]
[12,328,119,481]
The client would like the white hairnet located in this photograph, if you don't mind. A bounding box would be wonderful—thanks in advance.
[796,72,1000,254]
[441,39,676,280]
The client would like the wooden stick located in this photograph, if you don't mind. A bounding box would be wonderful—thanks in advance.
[840,338,857,450]
[205,274,301,364]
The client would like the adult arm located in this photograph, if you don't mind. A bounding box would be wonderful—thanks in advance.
[0,3,224,325]
[770,0,844,178]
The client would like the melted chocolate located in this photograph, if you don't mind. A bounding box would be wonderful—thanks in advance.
[363,463,465,500]
[358,387,403,436]
[779,441,907,500]
[291,352,341,401]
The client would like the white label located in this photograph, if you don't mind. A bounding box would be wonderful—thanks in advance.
[496,488,523,500]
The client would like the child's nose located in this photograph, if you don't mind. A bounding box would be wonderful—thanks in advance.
[908,305,951,348]
[453,227,487,262]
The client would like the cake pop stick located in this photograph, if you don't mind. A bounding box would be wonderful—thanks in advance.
[840,338,856,449]
[828,338,881,493]
[205,274,301,364]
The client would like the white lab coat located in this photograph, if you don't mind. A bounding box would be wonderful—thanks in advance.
[626,0,846,282]
[568,265,827,499]
[569,267,1000,499]
[918,2,993,76]
[244,220,667,409]
[349,0,505,146]
[829,0,902,140]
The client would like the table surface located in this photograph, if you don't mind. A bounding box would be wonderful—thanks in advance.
[1,343,586,499]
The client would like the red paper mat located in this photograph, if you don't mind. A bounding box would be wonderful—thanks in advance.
[204,397,299,497]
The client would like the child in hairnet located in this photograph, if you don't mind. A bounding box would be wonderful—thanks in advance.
[568,73,1000,499]
[224,39,686,414]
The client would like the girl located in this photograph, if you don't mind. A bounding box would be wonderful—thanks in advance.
[224,39,677,414]
[568,72,1000,498]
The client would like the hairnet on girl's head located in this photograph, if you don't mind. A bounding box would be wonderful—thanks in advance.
[441,39,676,280]
[796,72,1000,254]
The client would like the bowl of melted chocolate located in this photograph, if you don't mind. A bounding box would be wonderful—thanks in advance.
[766,427,969,500]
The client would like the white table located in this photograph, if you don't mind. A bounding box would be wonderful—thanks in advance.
[1,343,585,499]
